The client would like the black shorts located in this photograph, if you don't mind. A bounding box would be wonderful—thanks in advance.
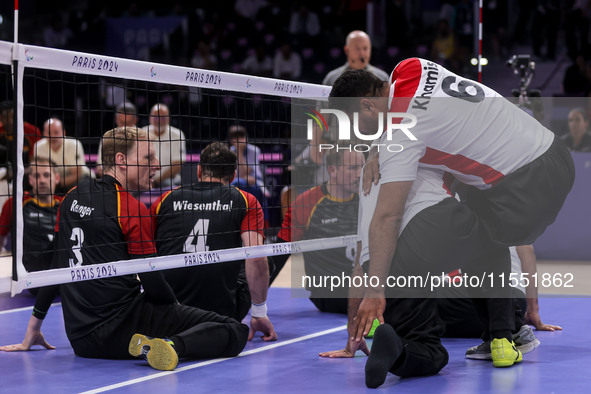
[466,137,575,246]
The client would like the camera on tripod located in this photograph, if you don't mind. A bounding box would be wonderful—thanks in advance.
[506,54,543,119]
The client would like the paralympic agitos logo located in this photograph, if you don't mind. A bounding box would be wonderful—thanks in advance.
[305,109,418,152]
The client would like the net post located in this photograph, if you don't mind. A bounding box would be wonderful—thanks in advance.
[478,0,483,82]
[10,44,25,296]
[13,1,19,45]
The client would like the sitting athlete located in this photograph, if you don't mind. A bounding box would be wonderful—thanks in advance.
[272,150,364,314]
[0,127,249,371]
[329,59,573,386]
[321,166,557,387]
[152,142,277,342]
[0,159,62,275]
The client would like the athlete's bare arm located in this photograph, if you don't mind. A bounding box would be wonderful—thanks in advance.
[243,231,278,342]
[319,241,370,358]
[352,181,412,341]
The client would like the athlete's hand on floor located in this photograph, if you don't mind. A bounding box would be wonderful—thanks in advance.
[318,336,370,358]
[0,330,55,352]
[362,149,380,195]
[248,316,278,342]
[352,297,385,341]
[525,310,562,331]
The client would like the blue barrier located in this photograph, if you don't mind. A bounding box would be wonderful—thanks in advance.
[534,153,591,260]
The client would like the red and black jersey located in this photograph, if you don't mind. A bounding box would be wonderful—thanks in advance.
[0,193,62,272]
[54,175,156,341]
[152,181,264,318]
[279,183,358,294]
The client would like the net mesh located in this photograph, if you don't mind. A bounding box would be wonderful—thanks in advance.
[0,42,585,298]
[0,41,357,295]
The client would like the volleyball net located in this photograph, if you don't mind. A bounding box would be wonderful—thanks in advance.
[0,40,364,296]
[2,41,585,298]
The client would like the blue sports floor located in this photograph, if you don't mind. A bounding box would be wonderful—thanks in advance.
[1,288,590,393]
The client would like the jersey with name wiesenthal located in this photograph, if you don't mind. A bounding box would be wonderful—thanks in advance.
[0,194,62,272]
[381,57,554,189]
[152,182,264,318]
[279,183,358,290]
[358,167,453,266]
[54,175,156,341]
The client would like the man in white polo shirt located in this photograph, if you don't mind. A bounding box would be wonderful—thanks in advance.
[142,103,187,188]
[34,118,90,193]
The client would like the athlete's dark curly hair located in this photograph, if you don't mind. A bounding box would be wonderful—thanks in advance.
[200,142,237,182]
[329,70,385,112]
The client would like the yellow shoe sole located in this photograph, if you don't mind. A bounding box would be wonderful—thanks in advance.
[129,334,179,371]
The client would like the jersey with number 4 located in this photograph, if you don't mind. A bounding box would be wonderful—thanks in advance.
[381,57,554,189]
[151,182,264,317]
[54,175,156,341]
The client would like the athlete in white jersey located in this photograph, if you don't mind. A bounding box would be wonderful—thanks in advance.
[320,166,454,369]
[381,58,554,189]
[328,58,574,387]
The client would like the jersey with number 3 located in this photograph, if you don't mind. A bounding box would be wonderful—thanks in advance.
[151,182,264,316]
[54,175,156,341]
[381,58,554,189]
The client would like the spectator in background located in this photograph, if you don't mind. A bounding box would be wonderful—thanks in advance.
[0,159,62,275]
[274,43,302,80]
[431,19,459,72]
[43,14,73,49]
[227,124,270,200]
[96,101,138,178]
[563,54,590,95]
[191,41,218,70]
[564,0,590,61]
[142,103,187,188]
[322,30,389,86]
[289,3,321,49]
[34,118,90,194]
[241,45,273,77]
[0,100,38,168]
[113,101,138,128]
[532,0,560,61]
[562,107,591,152]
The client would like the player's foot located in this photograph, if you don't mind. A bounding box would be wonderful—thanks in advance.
[491,338,522,368]
[465,341,492,360]
[129,333,179,371]
[365,319,380,339]
[513,325,540,354]
[365,324,403,388]
[465,325,539,360]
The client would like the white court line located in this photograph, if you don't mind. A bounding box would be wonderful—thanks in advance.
[0,302,61,315]
[81,324,347,394]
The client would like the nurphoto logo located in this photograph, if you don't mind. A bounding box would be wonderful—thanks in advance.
[306,108,418,153]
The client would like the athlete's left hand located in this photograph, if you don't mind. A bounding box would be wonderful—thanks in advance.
[318,336,370,358]
[248,316,278,342]
[524,310,562,331]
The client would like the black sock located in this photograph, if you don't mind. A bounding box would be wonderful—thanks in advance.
[490,330,512,342]
[170,335,185,356]
[365,324,403,389]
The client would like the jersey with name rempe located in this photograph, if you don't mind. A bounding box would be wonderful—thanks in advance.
[381,57,554,189]
[54,175,156,341]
